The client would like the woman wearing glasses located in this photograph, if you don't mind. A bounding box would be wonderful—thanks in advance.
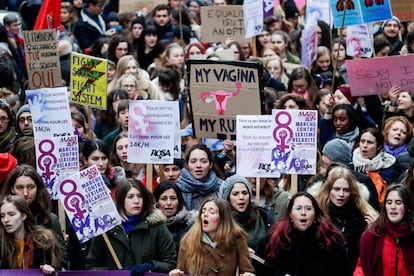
[256,192,352,276]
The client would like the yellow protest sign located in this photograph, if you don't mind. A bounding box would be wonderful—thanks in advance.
[71,52,107,109]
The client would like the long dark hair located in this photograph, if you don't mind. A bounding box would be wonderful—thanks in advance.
[371,184,414,236]
[153,180,186,212]
[115,178,155,220]
[2,164,52,224]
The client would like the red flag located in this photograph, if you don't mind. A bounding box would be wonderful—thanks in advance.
[33,0,62,31]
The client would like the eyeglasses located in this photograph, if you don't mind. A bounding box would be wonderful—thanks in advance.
[122,84,136,89]
[0,116,9,123]
[19,117,32,123]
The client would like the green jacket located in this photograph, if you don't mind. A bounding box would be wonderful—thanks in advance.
[86,209,176,272]
[265,187,290,223]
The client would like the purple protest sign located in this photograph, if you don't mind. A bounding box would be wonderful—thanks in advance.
[57,165,122,243]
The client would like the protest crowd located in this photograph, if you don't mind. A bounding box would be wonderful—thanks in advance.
[0,0,414,275]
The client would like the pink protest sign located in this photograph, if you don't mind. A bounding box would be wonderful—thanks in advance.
[346,54,414,96]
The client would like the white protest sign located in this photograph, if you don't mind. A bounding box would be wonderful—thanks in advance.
[346,24,373,59]
[57,165,122,243]
[128,100,178,164]
[243,0,263,39]
[26,87,72,138]
[236,115,274,177]
[271,110,318,175]
[35,135,79,199]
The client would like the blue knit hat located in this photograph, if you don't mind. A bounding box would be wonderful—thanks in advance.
[219,175,253,201]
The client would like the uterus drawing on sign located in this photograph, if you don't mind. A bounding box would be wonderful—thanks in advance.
[200,82,242,115]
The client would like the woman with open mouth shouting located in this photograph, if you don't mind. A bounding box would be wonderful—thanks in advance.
[354,184,414,276]
[169,198,255,276]
[256,192,352,276]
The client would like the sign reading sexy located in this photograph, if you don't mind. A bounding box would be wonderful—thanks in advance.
[128,100,178,164]
[71,52,107,109]
[346,54,414,96]
[187,60,263,140]
[57,165,122,243]
[23,29,62,89]
[271,110,318,175]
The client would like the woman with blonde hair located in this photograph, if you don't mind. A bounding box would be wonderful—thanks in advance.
[117,73,163,100]
[169,198,254,276]
[107,55,151,92]
[313,165,378,269]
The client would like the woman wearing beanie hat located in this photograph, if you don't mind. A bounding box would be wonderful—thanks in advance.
[219,175,274,254]
[176,144,223,210]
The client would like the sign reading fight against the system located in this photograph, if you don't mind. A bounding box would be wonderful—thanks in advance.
[236,115,274,177]
[346,54,414,96]
[57,165,122,243]
[187,60,263,140]
[23,29,62,89]
[128,100,178,164]
[271,109,318,175]
[71,52,107,109]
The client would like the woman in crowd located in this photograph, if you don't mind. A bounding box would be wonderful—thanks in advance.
[353,127,396,206]
[104,99,129,150]
[86,178,176,273]
[319,103,364,150]
[255,28,271,57]
[185,42,206,60]
[313,166,378,269]
[61,1,78,43]
[256,192,352,276]
[169,198,255,276]
[270,30,301,64]
[94,88,128,139]
[219,175,273,251]
[275,93,308,110]
[1,164,65,249]
[176,144,223,210]
[331,38,350,83]
[137,25,159,71]
[287,67,319,109]
[383,116,413,182]
[71,111,88,140]
[83,138,124,199]
[385,88,414,126]
[0,100,16,152]
[153,181,197,252]
[110,132,145,180]
[117,74,162,100]
[0,195,61,273]
[106,34,134,64]
[354,184,414,275]
[129,16,146,55]
[265,55,289,88]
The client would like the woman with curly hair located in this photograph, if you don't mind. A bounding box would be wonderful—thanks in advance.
[256,192,352,276]
[0,195,62,273]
